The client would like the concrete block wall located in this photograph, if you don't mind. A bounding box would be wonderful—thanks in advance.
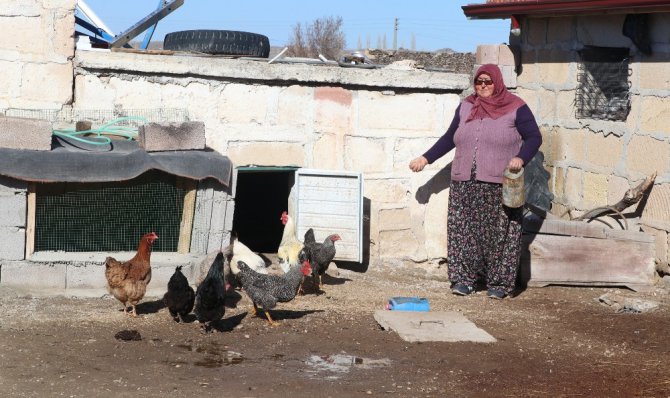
[0,176,27,260]
[190,177,235,256]
[0,253,204,297]
[73,51,469,264]
[475,44,519,88]
[510,13,670,267]
[0,0,75,110]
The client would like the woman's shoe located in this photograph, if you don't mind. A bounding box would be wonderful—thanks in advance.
[451,284,474,296]
[487,289,506,299]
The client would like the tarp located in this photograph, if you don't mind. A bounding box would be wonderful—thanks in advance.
[0,138,233,186]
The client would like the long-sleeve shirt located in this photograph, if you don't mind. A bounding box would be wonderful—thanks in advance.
[423,103,542,183]
[423,104,542,168]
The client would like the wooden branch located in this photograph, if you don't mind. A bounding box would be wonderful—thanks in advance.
[575,172,657,222]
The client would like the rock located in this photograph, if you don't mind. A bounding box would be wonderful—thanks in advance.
[365,49,475,74]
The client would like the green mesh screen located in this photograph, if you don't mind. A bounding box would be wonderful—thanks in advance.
[35,171,187,252]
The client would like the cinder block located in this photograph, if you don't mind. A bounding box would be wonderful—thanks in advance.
[0,116,53,151]
[0,195,26,227]
[138,121,206,152]
[498,45,520,67]
[223,199,235,232]
[0,175,28,194]
[475,44,500,65]
[65,262,107,290]
[0,261,66,289]
[500,65,517,88]
[0,227,25,260]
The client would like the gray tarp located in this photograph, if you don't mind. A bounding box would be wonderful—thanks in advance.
[0,138,233,186]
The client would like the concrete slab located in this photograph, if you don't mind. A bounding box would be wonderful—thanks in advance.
[374,310,496,343]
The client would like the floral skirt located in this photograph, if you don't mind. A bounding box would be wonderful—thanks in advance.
[447,174,523,294]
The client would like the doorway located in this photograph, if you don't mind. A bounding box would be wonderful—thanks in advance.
[231,168,296,253]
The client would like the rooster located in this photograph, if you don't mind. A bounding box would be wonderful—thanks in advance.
[303,229,341,292]
[277,211,304,273]
[163,266,195,323]
[194,252,228,332]
[104,232,158,317]
[237,253,311,327]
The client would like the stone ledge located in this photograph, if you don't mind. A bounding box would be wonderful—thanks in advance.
[75,51,470,92]
[1,252,206,295]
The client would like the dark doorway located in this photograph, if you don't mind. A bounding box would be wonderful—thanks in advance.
[232,168,295,253]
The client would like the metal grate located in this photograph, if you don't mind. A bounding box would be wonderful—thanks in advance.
[0,107,189,128]
[575,47,631,121]
[35,171,187,252]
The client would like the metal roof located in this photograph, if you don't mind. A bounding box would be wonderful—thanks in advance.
[463,0,670,19]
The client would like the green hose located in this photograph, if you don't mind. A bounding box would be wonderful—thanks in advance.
[53,116,148,145]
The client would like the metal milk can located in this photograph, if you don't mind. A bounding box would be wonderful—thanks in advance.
[502,167,525,208]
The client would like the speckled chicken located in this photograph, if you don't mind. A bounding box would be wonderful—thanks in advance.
[194,252,228,332]
[237,253,311,327]
[163,266,195,323]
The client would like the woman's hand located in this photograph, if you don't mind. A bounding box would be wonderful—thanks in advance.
[507,157,524,172]
[409,156,428,172]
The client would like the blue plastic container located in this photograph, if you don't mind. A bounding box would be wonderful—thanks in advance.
[386,297,430,312]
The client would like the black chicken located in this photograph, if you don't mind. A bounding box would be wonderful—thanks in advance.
[194,252,228,332]
[303,230,341,293]
[163,266,195,323]
[304,228,316,245]
[237,253,311,327]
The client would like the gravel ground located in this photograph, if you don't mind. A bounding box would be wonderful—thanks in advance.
[1,262,669,397]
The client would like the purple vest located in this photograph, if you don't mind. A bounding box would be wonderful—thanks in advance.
[451,101,522,184]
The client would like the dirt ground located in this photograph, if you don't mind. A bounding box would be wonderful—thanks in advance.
[1,262,669,398]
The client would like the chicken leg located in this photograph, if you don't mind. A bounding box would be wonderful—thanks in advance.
[312,275,326,294]
[251,302,280,326]
[263,310,281,327]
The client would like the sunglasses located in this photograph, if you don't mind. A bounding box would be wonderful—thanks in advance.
[475,78,494,86]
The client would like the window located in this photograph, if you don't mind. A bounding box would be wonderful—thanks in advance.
[575,46,631,121]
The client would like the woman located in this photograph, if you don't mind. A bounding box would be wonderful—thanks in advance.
[409,64,542,299]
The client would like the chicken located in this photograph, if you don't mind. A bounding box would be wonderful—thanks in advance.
[104,232,158,317]
[296,227,316,295]
[229,237,268,276]
[277,211,304,273]
[303,230,341,292]
[163,266,195,323]
[303,227,316,245]
[194,252,228,332]
[237,253,311,327]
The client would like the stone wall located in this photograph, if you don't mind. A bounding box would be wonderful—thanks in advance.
[73,51,469,265]
[503,13,670,268]
[0,0,74,110]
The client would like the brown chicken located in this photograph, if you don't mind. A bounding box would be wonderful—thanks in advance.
[104,232,159,317]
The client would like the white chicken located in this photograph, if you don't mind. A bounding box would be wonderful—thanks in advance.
[230,237,268,275]
[277,211,304,273]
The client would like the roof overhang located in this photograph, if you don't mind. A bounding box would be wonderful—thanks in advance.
[463,0,670,20]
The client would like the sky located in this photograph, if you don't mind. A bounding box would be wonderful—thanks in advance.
[77,0,511,53]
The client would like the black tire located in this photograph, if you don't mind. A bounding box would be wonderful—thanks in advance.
[163,30,270,58]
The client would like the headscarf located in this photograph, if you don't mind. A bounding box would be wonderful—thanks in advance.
[464,64,525,122]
